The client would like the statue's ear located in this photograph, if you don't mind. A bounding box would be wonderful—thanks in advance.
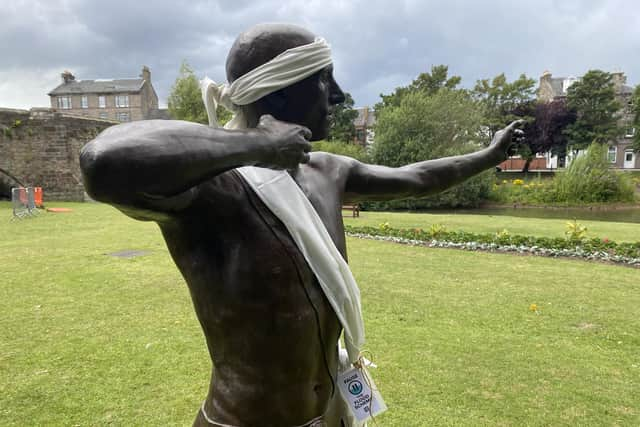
[263,89,287,111]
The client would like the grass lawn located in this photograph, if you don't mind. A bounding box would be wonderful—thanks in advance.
[1,202,639,426]
[344,210,640,243]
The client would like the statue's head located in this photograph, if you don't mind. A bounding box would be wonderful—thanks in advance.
[225,23,345,140]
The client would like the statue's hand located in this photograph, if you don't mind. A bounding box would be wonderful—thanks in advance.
[490,120,525,161]
[255,114,312,170]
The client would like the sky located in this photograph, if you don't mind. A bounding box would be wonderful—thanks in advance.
[1,0,639,110]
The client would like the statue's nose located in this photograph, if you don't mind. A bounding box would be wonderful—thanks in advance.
[329,79,345,105]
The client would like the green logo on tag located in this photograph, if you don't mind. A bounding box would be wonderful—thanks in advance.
[348,380,363,395]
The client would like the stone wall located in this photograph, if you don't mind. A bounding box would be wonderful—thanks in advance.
[0,108,116,201]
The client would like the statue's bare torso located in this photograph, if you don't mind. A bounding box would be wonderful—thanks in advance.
[160,155,349,425]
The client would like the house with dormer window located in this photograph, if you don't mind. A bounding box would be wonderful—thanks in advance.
[48,66,167,122]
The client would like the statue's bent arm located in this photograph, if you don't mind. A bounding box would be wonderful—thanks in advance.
[79,116,311,220]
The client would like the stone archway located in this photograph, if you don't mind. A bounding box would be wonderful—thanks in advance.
[0,167,24,199]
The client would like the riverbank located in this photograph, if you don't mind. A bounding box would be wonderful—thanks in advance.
[480,202,640,211]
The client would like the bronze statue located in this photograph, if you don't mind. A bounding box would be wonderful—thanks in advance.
[80,23,521,427]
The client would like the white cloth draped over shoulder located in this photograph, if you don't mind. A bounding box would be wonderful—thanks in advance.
[199,37,365,365]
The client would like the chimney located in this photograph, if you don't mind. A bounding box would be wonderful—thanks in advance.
[611,71,626,89]
[141,66,151,83]
[61,70,75,84]
[538,70,553,102]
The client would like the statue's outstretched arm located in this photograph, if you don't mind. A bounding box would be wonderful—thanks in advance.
[344,121,523,202]
[79,115,311,219]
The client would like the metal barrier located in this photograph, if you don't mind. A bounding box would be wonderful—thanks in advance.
[27,187,40,215]
[11,187,41,219]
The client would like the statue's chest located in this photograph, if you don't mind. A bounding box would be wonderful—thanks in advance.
[164,169,345,308]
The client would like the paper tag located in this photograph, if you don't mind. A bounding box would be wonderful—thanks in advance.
[337,366,387,422]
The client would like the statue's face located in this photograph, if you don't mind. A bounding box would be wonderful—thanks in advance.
[280,64,345,141]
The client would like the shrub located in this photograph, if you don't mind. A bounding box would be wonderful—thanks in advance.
[489,144,637,205]
[565,219,587,242]
[549,143,636,203]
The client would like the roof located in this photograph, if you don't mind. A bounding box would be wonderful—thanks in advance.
[620,84,634,95]
[549,78,565,97]
[543,72,634,98]
[353,107,376,127]
[48,78,145,95]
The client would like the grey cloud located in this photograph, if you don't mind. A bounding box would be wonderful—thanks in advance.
[1,0,638,109]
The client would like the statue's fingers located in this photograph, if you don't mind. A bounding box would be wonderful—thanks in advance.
[511,119,526,129]
[298,126,312,140]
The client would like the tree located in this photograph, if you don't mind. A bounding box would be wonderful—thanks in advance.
[472,73,536,139]
[564,69,621,151]
[373,88,486,166]
[369,87,493,208]
[327,92,358,142]
[512,100,577,172]
[168,61,231,125]
[632,85,640,152]
[375,65,461,112]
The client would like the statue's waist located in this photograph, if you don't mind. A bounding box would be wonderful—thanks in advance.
[207,366,335,425]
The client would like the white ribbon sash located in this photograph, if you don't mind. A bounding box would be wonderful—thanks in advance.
[235,166,364,362]
[200,37,365,363]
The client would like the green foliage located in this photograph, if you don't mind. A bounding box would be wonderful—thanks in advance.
[550,143,635,203]
[311,140,370,162]
[489,145,637,205]
[369,87,490,209]
[375,65,461,111]
[565,219,588,242]
[632,85,640,152]
[168,61,231,125]
[565,70,621,150]
[328,92,358,142]
[373,89,486,166]
[428,223,447,238]
[3,127,13,139]
[488,176,554,205]
[472,73,536,138]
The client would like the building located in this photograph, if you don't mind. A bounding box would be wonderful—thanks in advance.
[48,66,168,122]
[353,106,375,146]
[537,70,638,170]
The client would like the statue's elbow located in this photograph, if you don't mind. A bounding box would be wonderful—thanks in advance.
[79,142,115,203]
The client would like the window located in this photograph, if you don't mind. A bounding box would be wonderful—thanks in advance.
[98,96,106,108]
[116,112,130,122]
[99,112,108,119]
[625,151,634,162]
[115,95,129,108]
[607,146,617,163]
[57,96,72,109]
[81,96,88,109]
[625,127,636,138]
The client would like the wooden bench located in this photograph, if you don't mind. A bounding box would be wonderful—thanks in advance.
[342,204,360,218]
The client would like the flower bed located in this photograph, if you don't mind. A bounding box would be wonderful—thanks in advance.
[345,225,640,267]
